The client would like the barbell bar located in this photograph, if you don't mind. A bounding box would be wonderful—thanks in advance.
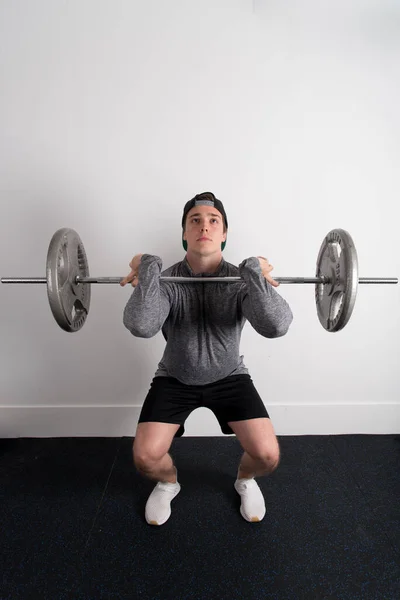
[2,277,397,284]
[1,227,398,334]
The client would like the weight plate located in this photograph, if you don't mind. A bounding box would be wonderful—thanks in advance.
[46,228,91,332]
[315,229,358,332]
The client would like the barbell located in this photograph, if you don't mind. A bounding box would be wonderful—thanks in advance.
[1,227,398,334]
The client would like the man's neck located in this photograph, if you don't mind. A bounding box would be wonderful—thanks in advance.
[185,251,223,274]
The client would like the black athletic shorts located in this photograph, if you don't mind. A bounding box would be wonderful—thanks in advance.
[138,374,270,438]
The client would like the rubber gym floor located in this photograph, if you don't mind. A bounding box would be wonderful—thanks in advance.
[1,434,399,600]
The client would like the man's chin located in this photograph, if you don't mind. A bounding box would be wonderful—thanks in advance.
[189,247,217,256]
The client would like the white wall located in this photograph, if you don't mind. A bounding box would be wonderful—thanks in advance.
[0,0,399,437]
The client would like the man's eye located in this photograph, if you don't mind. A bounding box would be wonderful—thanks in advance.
[192,218,218,223]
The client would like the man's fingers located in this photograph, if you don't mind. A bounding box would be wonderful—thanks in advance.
[119,275,132,287]
[256,257,279,287]
[257,256,273,270]
[120,271,137,287]
[264,274,279,287]
[269,278,280,287]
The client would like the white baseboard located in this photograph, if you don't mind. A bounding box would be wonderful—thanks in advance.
[0,404,399,437]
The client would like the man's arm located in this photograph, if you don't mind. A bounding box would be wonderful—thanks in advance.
[239,257,293,338]
[123,254,171,338]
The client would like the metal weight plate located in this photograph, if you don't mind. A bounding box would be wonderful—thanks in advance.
[315,229,359,332]
[46,228,91,332]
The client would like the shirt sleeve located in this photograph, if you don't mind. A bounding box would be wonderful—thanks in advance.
[239,257,293,338]
[123,254,171,338]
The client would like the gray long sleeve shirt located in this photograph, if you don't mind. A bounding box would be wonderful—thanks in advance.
[123,254,293,385]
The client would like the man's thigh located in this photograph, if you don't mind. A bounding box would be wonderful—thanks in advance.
[228,417,280,462]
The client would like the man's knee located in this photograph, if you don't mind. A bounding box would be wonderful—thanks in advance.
[133,448,159,470]
[251,446,280,472]
[133,441,170,471]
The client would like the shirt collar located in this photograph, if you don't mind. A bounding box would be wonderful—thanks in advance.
[182,255,226,277]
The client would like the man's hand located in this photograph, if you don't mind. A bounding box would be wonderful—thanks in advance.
[257,256,280,287]
[120,254,144,287]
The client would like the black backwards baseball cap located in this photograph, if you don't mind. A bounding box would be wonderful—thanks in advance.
[181,192,228,251]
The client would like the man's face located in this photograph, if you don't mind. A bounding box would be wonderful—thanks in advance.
[183,205,227,255]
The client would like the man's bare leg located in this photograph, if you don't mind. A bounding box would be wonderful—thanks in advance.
[136,453,177,484]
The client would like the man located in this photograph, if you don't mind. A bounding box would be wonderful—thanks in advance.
[120,192,293,526]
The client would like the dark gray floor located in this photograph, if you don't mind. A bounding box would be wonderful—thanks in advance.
[0,434,399,600]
